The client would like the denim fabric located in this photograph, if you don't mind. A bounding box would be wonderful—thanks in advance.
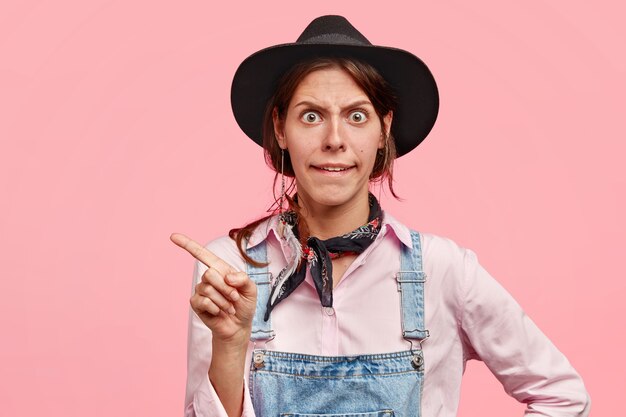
[246,231,427,417]
[246,241,275,341]
[397,231,429,341]
[280,413,394,417]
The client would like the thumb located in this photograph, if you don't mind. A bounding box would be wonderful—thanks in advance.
[225,272,257,298]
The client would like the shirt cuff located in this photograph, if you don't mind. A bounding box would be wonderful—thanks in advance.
[189,372,255,417]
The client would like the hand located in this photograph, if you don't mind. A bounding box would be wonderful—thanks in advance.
[170,233,257,345]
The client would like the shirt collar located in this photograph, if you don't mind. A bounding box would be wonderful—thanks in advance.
[247,214,281,249]
[247,210,413,250]
[379,211,414,249]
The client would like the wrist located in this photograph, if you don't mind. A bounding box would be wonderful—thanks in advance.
[212,332,250,354]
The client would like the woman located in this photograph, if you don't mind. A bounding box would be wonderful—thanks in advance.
[172,15,590,417]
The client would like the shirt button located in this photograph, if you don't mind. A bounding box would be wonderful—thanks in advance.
[324,307,335,316]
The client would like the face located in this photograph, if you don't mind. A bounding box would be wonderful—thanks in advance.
[274,67,392,212]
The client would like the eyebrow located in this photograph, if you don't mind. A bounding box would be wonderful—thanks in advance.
[292,99,373,110]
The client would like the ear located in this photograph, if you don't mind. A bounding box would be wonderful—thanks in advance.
[273,107,287,149]
[379,111,393,149]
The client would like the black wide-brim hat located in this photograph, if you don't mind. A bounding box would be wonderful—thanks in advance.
[231,15,439,157]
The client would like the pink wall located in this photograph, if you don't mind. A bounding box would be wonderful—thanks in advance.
[1,1,622,415]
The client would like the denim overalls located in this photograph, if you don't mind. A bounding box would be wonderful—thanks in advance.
[245,230,428,417]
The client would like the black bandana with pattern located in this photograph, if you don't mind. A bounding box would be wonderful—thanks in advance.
[264,194,382,321]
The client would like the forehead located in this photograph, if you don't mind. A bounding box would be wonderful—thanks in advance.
[290,67,369,105]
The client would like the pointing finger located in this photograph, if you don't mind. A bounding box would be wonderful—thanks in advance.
[170,233,235,275]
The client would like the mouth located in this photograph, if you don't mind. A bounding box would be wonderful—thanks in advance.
[316,166,351,172]
[311,164,355,174]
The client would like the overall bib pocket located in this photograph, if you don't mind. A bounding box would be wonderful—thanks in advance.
[250,350,422,417]
[280,411,394,417]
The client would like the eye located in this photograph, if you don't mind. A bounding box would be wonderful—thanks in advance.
[348,110,368,124]
[301,111,321,123]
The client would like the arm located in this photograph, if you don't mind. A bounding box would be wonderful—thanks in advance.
[458,248,591,416]
[177,235,258,417]
[208,326,249,416]
[185,285,254,416]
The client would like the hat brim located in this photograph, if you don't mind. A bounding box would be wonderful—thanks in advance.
[231,42,439,157]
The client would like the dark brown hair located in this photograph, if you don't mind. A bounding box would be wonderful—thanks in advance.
[229,57,399,265]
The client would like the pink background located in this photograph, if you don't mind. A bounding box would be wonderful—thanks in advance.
[1,1,623,415]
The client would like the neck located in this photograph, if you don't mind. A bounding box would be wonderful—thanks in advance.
[295,190,371,240]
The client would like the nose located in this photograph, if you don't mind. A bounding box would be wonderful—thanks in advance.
[322,118,345,152]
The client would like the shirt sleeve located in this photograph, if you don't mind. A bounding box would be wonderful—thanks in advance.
[458,247,591,416]
[184,254,257,417]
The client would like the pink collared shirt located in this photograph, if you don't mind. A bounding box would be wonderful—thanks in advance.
[184,212,590,416]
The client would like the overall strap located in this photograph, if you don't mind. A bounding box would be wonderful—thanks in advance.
[245,241,275,341]
[396,230,430,341]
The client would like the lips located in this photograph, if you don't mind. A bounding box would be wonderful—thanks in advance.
[311,164,355,172]
[317,166,350,172]
[312,165,355,176]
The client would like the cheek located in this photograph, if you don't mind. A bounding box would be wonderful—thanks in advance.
[358,146,376,159]
[287,150,308,173]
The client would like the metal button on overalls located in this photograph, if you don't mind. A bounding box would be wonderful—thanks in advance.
[253,352,264,369]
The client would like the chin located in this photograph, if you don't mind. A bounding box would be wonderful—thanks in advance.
[301,186,365,209]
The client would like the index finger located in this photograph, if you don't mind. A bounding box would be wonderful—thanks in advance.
[170,233,234,275]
